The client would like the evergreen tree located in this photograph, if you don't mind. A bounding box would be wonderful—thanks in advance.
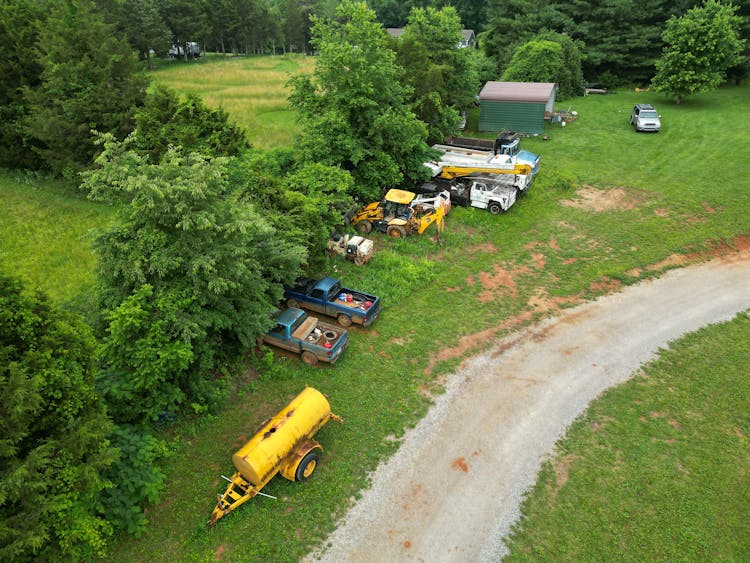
[24,0,149,178]
[0,0,46,169]
[134,84,249,162]
[0,274,115,560]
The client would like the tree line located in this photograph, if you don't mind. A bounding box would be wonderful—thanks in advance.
[0,0,746,559]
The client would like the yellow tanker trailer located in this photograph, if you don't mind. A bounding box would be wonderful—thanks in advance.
[209,387,343,525]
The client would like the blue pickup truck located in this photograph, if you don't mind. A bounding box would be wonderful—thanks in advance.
[262,308,349,365]
[284,277,381,328]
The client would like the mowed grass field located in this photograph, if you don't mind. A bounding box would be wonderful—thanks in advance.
[1,55,749,561]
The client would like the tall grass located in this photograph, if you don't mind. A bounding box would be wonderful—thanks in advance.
[151,55,316,150]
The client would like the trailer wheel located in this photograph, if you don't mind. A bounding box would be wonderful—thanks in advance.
[387,225,407,238]
[301,351,318,366]
[488,201,503,215]
[286,298,300,309]
[337,314,352,327]
[357,221,372,234]
[295,451,319,482]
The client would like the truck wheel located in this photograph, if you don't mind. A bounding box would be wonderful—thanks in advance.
[337,314,352,327]
[286,298,300,309]
[295,451,319,481]
[357,221,372,234]
[301,351,318,366]
[488,201,503,215]
[387,225,407,238]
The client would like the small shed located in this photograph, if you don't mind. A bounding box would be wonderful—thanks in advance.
[478,82,556,134]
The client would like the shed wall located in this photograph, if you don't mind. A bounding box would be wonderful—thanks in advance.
[479,101,546,134]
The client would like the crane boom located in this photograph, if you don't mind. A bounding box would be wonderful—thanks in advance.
[438,163,532,179]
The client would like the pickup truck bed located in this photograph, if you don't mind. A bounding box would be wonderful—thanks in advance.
[263,308,349,365]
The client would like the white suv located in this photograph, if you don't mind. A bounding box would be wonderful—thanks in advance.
[630,104,661,132]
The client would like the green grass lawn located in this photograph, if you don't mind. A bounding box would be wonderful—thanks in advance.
[1,57,749,561]
[504,312,750,561]
[0,170,115,306]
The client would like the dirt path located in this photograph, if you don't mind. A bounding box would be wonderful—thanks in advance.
[308,255,750,562]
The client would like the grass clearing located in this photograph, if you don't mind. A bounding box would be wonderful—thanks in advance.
[0,170,115,306]
[1,56,749,560]
[504,312,750,561]
[150,54,316,150]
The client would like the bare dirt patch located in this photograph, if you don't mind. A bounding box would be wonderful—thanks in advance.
[471,263,533,302]
[523,238,560,252]
[215,544,229,560]
[552,454,581,494]
[588,276,623,294]
[561,185,645,212]
[527,288,582,315]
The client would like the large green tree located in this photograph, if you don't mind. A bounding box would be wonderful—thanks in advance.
[230,150,354,268]
[502,39,564,84]
[123,0,172,67]
[0,0,45,169]
[134,84,249,162]
[481,0,573,70]
[0,274,115,560]
[502,31,585,99]
[288,0,432,201]
[559,0,671,85]
[24,0,149,178]
[369,0,489,30]
[652,0,745,103]
[160,0,210,60]
[81,134,305,422]
[481,0,676,86]
[395,6,482,143]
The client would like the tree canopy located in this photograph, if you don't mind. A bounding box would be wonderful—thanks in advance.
[82,134,305,422]
[652,0,745,103]
[134,84,250,162]
[0,274,115,560]
[502,31,584,99]
[394,6,482,143]
[288,0,432,201]
[24,0,149,178]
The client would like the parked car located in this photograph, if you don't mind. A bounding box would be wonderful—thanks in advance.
[629,103,661,132]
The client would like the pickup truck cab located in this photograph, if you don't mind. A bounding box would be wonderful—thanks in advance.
[262,308,348,365]
[284,277,381,327]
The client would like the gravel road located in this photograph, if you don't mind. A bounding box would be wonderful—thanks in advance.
[308,255,750,562]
